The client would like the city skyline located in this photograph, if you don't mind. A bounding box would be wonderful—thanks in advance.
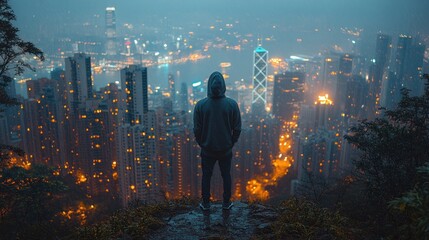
[2,0,429,204]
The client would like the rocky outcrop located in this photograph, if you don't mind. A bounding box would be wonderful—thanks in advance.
[149,201,278,240]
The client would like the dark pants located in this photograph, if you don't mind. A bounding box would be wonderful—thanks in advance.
[201,149,232,203]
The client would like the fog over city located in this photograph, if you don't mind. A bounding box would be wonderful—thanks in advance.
[11,0,429,33]
[2,1,429,238]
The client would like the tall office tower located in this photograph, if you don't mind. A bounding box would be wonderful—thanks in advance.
[252,45,268,115]
[384,35,413,109]
[395,35,413,83]
[272,72,305,123]
[404,42,425,96]
[120,65,148,125]
[368,34,392,119]
[65,53,93,112]
[117,111,159,207]
[179,82,189,112]
[105,7,117,56]
[334,54,353,116]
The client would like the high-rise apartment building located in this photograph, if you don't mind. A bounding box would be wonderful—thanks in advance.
[65,53,93,112]
[120,65,148,125]
[117,111,160,206]
[117,65,161,206]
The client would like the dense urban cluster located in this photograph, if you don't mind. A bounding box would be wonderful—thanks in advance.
[1,6,427,210]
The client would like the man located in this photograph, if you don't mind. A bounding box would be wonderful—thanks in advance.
[193,71,241,211]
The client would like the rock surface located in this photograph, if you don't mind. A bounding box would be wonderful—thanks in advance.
[149,201,277,240]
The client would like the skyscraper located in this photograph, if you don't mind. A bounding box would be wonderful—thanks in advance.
[394,35,413,82]
[168,73,176,98]
[179,82,189,113]
[382,34,424,109]
[334,54,353,115]
[252,45,268,115]
[368,34,392,119]
[105,7,117,56]
[120,65,148,125]
[117,120,159,206]
[385,35,412,109]
[117,65,161,206]
[320,56,339,103]
[344,75,367,120]
[404,42,425,96]
[65,53,93,112]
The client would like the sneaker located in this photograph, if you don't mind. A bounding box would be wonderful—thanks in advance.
[222,201,233,210]
[199,202,210,211]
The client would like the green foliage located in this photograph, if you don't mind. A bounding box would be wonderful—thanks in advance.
[0,164,68,239]
[344,78,429,219]
[389,163,429,239]
[0,0,44,108]
[75,197,197,240]
[271,198,358,240]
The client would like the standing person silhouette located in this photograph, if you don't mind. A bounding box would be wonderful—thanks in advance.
[193,71,241,211]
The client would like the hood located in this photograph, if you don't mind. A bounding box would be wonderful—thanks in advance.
[207,71,226,98]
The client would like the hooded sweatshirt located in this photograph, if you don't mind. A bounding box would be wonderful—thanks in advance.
[193,71,241,154]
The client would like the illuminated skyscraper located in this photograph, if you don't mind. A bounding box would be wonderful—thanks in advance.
[105,7,117,56]
[252,45,268,115]
[120,65,148,125]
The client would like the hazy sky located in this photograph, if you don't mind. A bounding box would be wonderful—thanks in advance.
[10,0,429,36]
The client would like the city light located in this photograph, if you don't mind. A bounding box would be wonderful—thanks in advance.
[315,94,333,105]
[246,121,296,200]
